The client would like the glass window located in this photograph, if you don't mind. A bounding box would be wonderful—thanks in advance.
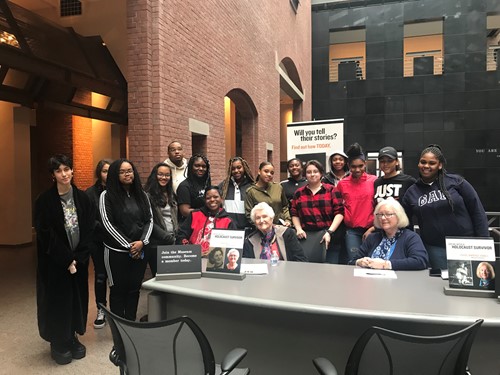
[329,29,366,82]
[487,15,500,71]
[404,21,443,77]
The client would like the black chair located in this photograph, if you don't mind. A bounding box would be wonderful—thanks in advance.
[299,230,327,263]
[313,319,483,375]
[99,304,249,375]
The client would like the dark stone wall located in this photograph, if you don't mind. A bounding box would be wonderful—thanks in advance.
[312,0,500,211]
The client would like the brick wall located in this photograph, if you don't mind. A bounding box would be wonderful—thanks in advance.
[32,109,74,198]
[31,108,95,200]
[72,116,94,189]
[127,0,312,182]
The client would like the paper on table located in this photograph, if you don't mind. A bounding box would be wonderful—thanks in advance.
[353,268,397,279]
[240,263,269,275]
[441,269,449,280]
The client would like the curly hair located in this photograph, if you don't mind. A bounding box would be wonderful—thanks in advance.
[220,157,255,200]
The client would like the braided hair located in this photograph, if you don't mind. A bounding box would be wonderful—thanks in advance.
[420,144,455,212]
[220,157,255,200]
[185,153,211,192]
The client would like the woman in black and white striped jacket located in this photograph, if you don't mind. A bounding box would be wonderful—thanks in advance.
[99,158,153,321]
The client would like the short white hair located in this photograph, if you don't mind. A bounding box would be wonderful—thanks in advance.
[373,197,409,229]
[250,202,276,223]
[227,248,239,258]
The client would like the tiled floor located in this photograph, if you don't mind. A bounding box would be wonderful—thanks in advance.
[0,241,149,375]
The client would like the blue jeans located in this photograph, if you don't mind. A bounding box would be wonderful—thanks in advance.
[325,243,341,264]
[345,227,366,262]
[424,244,447,270]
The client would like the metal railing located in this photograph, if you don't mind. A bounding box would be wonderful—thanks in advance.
[487,212,500,255]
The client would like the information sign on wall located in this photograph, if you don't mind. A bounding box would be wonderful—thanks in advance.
[286,119,344,170]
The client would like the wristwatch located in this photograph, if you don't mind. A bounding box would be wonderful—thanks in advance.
[326,229,335,236]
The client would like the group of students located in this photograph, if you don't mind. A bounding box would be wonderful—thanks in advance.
[282,142,488,271]
[34,140,489,365]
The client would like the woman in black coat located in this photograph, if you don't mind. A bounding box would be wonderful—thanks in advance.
[35,155,95,365]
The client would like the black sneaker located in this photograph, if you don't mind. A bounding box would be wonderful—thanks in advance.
[93,308,106,329]
[50,343,72,365]
[71,335,86,360]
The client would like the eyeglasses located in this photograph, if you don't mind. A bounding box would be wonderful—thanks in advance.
[375,212,395,219]
[119,169,134,175]
[157,173,171,179]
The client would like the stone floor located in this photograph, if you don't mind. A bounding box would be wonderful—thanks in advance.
[0,240,149,375]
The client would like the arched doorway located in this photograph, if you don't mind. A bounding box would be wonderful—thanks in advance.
[224,89,258,169]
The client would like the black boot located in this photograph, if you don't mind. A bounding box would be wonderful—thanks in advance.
[50,342,72,365]
[70,334,86,360]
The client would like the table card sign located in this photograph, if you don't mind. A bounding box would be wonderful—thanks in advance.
[203,229,246,280]
[444,237,496,298]
[155,244,202,280]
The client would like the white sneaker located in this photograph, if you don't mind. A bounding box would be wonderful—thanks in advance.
[93,308,106,329]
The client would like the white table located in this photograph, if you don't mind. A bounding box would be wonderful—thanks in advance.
[143,260,500,374]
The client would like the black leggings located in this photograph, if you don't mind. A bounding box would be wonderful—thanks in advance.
[104,247,147,321]
[90,242,108,309]
[143,245,158,276]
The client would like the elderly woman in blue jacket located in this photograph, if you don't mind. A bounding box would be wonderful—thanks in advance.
[350,197,429,270]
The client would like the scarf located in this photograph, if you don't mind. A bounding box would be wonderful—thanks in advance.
[371,229,402,260]
[260,227,276,260]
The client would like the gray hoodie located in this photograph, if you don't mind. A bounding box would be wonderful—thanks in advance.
[164,158,188,194]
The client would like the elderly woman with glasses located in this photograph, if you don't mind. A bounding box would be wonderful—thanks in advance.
[349,197,429,270]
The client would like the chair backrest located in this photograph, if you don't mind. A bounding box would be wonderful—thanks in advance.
[300,230,327,263]
[345,319,483,375]
[100,305,216,375]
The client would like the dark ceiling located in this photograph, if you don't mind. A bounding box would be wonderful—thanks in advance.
[0,0,127,124]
